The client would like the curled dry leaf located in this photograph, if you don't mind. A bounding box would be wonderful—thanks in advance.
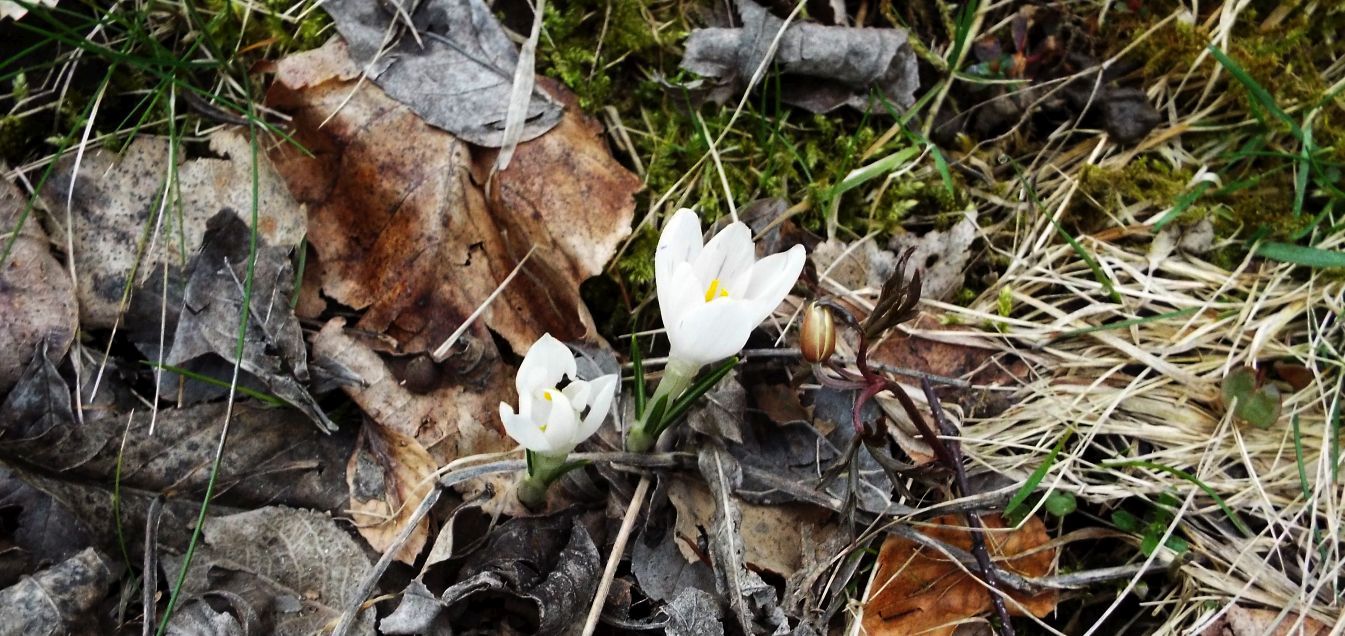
[0,171,76,394]
[266,37,636,355]
[862,514,1058,636]
[681,0,919,113]
[346,424,437,565]
[38,131,305,330]
[0,547,120,635]
[322,0,563,148]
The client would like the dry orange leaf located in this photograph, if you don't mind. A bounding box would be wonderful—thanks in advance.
[265,37,637,356]
[346,424,437,565]
[863,514,1058,636]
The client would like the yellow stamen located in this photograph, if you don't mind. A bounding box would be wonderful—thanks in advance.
[704,278,730,302]
[543,390,553,401]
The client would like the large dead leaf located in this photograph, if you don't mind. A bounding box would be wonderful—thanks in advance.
[0,172,76,395]
[862,514,1058,636]
[311,319,518,513]
[39,131,305,329]
[168,506,375,636]
[266,37,636,355]
[346,424,437,565]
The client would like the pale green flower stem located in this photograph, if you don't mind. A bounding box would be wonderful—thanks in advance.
[517,450,572,510]
[626,357,700,452]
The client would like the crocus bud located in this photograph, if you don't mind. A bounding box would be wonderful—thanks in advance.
[800,301,836,363]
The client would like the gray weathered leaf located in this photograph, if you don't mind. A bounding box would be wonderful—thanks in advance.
[664,588,725,636]
[687,374,746,444]
[322,0,563,147]
[166,593,257,636]
[632,529,717,604]
[681,0,918,113]
[382,515,599,635]
[0,170,76,395]
[0,547,120,635]
[166,506,375,636]
[159,211,334,431]
[0,466,94,571]
[887,209,979,302]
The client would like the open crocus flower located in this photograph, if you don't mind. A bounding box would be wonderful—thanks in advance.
[627,208,805,452]
[500,334,619,457]
[655,208,807,368]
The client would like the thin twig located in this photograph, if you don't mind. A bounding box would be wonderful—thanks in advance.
[582,475,651,636]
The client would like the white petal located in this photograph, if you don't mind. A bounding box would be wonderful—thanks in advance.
[693,222,755,294]
[562,379,592,411]
[577,373,619,439]
[516,333,577,398]
[656,209,704,327]
[500,402,552,453]
[659,261,704,343]
[541,390,582,451]
[742,244,806,311]
[668,299,763,366]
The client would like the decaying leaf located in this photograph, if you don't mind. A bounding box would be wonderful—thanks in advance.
[382,515,600,635]
[0,172,76,394]
[39,131,305,329]
[1198,605,1329,636]
[311,318,517,513]
[887,209,979,302]
[322,0,563,147]
[0,547,120,635]
[681,0,918,113]
[862,514,1058,636]
[267,37,635,356]
[632,529,717,605]
[346,424,437,565]
[167,506,375,636]
[156,211,333,431]
[166,595,255,636]
[664,588,725,636]
[0,466,95,573]
[0,346,87,471]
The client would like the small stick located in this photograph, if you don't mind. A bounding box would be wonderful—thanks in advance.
[921,378,1016,636]
[581,475,651,636]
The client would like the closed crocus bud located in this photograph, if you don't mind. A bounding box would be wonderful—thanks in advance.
[800,301,836,363]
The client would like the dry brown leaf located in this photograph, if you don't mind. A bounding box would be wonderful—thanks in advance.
[1199,605,1330,636]
[267,38,636,355]
[347,424,437,565]
[667,479,837,579]
[863,514,1058,636]
[869,316,1028,389]
[39,132,305,329]
[0,172,76,393]
[311,319,520,514]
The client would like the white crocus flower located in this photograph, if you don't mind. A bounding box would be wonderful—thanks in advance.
[499,334,618,457]
[655,208,806,368]
[627,208,805,452]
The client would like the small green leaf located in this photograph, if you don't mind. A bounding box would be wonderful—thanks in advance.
[1255,242,1345,269]
[1139,532,1160,556]
[1043,491,1076,517]
[1111,510,1140,532]
[1222,366,1283,428]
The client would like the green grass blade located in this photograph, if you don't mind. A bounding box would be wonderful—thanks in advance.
[1003,429,1075,518]
[833,146,920,196]
[1292,415,1310,496]
[1059,307,1199,339]
[1255,242,1345,268]
[1208,46,1302,140]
